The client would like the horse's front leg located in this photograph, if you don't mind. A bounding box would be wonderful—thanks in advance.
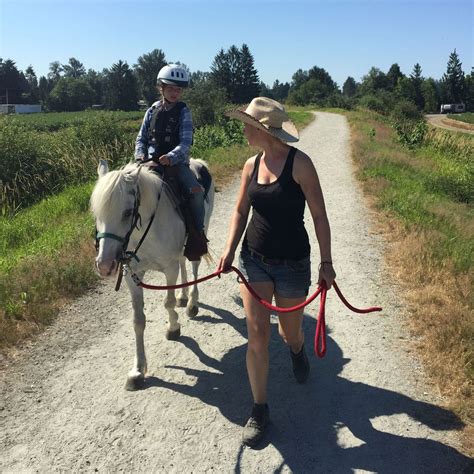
[176,257,189,308]
[186,260,200,318]
[124,271,147,391]
[164,265,181,341]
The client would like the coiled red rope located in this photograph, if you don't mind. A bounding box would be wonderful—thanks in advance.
[136,266,382,357]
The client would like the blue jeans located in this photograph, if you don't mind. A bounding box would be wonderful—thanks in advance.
[176,164,204,231]
[238,248,311,298]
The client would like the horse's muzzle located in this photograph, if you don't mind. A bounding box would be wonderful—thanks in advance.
[95,258,119,278]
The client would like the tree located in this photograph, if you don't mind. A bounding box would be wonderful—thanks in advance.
[421,78,439,113]
[359,67,389,95]
[236,44,260,103]
[271,80,290,101]
[210,48,231,99]
[38,76,50,105]
[48,77,95,111]
[441,49,465,103]
[85,69,105,104]
[410,63,424,110]
[0,59,28,103]
[24,65,39,103]
[287,66,338,105]
[386,63,404,91]
[62,57,86,78]
[290,69,309,91]
[463,67,474,111]
[342,76,357,97]
[48,61,63,83]
[104,60,139,111]
[210,44,260,103]
[134,49,167,106]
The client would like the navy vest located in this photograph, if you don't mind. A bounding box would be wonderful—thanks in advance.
[148,101,186,157]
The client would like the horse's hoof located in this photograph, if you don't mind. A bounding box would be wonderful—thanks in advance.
[177,298,188,308]
[186,305,199,318]
[125,376,144,391]
[166,327,181,340]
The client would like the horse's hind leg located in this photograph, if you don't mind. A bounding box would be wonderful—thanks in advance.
[186,260,200,318]
[164,266,181,340]
[124,274,147,391]
[176,257,189,307]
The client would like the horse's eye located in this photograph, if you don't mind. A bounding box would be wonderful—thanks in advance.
[122,209,133,220]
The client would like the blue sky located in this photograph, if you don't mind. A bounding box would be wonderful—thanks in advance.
[0,0,472,88]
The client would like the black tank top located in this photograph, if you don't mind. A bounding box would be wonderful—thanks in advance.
[243,147,310,259]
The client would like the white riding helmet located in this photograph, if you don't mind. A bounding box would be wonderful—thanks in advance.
[157,64,189,88]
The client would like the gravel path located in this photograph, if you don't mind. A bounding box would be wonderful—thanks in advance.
[1,112,472,473]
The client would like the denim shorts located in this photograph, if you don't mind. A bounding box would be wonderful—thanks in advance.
[238,248,311,298]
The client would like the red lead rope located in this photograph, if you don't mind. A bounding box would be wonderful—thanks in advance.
[135,265,382,357]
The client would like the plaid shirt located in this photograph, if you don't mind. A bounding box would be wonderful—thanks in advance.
[134,100,193,166]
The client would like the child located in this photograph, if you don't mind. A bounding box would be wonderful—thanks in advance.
[135,63,207,259]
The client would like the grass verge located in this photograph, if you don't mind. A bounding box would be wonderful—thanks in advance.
[347,109,473,443]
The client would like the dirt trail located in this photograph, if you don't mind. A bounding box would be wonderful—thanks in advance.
[1,113,472,473]
[425,114,474,135]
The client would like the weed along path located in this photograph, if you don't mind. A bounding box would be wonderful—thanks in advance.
[0,113,472,472]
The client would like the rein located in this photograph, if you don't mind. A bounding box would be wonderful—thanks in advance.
[123,264,382,357]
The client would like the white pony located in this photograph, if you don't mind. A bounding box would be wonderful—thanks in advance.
[91,160,214,390]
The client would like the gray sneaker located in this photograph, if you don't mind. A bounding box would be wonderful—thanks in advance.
[242,403,269,448]
[291,344,310,383]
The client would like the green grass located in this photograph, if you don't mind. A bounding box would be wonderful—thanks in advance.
[4,110,144,131]
[348,108,473,423]
[447,112,474,124]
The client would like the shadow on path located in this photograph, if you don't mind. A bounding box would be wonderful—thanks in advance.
[142,302,473,473]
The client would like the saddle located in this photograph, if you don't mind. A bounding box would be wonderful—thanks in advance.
[155,163,211,261]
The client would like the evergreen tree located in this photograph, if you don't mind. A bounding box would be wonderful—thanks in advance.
[104,60,139,111]
[386,63,404,91]
[134,49,167,106]
[237,44,260,103]
[342,76,357,97]
[0,59,28,103]
[410,63,424,110]
[441,49,465,103]
[210,48,232,100]
[272,80,290,101]
[210,44,259,103]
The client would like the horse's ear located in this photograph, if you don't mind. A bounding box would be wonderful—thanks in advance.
[98,160,109,177]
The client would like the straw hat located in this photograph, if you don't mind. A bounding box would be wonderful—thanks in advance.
[225,97,299,143]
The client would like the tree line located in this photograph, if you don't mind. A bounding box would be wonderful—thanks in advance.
[0,45,472,119]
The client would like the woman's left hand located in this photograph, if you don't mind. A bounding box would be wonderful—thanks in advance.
[318,262,336,289]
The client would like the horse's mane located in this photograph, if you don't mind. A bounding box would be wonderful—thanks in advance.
[90,163,163,219]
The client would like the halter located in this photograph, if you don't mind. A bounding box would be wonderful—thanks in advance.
[95,175,160,267]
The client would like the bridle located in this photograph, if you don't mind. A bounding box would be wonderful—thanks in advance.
[95,182,159,289]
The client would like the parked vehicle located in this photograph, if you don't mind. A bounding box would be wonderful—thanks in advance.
[440,103,466,114]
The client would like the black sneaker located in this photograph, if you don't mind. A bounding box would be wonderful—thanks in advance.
[291,344,310,383]
[242,403,269,448]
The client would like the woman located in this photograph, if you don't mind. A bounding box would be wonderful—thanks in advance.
[218,97,336,448]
